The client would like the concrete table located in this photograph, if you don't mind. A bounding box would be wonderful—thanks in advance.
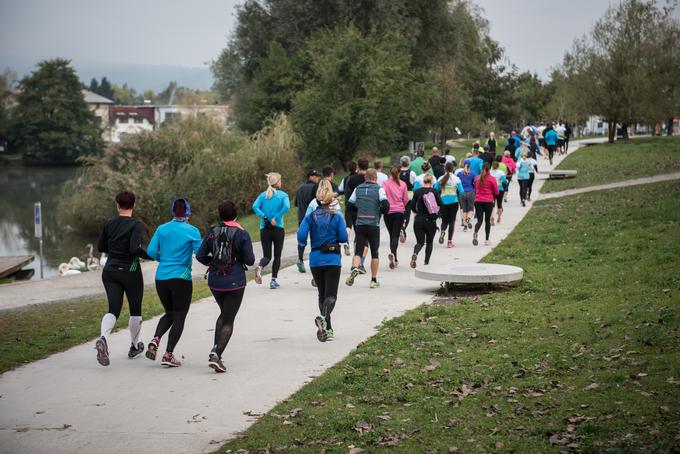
[415,262,524,285]
[544,169,577,179]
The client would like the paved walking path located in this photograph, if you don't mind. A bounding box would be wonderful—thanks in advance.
[0,142,587,454]
[538,172,680,201]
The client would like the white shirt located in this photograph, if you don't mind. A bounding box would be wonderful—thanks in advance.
[444,155,456,165]
[376,171,389,186]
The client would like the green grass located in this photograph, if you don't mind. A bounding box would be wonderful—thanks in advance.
[219,182,680,452]
[542,136,680,193]
[0,280,212,373]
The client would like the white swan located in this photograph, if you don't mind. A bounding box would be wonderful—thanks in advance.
[67,257,87,270]
[85,243,100,271]
[58,263,82,276]
[99,253,107,267]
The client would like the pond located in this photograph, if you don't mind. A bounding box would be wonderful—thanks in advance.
[0,165,98,279]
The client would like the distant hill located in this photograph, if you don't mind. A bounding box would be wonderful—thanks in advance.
[0,56,214,92]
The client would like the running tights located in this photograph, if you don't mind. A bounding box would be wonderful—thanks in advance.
[310,266,341,330]
[519,179,530,202]
[101,267,144,344]
[440,203,459,241]
[259,225,285,278]
[528,173,535,199]
[474,202,494,241]
[413,218,437,264]
[383,212,405,260]
[154,279,193,353]
[211,288,245,356]
[402,200,412,232]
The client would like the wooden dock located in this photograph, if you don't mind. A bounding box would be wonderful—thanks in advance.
[0,256,35,279]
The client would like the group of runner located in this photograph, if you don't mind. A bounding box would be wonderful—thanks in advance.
[94,126,561,370]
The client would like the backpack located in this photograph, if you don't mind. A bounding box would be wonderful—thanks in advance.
[211,226,237,272]
[399,170,413,191]
[422,191,440,216]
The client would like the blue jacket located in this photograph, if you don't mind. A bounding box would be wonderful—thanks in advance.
[516,158,531,180]
[297,207,348,267]
[456,170,477,193]
[434,174,464,204]
[252,189,290,229]
[147,220,202,280]
[544,129,559,146]
[196,224,255,292]
[469,156,484,176]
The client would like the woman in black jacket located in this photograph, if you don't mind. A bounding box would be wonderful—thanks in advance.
[196,200,255,373]
[410,175,443,268]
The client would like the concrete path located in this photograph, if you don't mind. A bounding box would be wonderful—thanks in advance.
[0,232,302,311]
[538,172,680,201]
[0,142,586,454]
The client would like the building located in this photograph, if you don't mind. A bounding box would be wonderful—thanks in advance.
[81,89,114,140]
[155,104,231,127]
[108,106,156,143]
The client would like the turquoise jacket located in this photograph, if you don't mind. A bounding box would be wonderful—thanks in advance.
[147,220,202,281]
[252,189,291,229]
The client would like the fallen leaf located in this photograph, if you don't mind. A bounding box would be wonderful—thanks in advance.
[584,383,599,391]
[355,420,373,433]
[667,377,680,385]
[349,448,364,454]
[421,363,440,373]
[345,403,355,409]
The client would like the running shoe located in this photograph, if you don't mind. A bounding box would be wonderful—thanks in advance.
[160,352,181,367]
[463,226,468,232]
[521,200,526,207]
[315,316,328,342]
[146,337,160,360]
[399,229,406,243]
[369,280,380,289]
[388,253,395,269]
[254,266,263,284]
[128,341,144,359]
[447,241,454,248]
[490,217,495,226]
[270,279,280,289]
[467,220,472,229]
[497,216,502,224]
[357,265,367,275]
[209,352,226,373]
[438,230,446,244]
[472,232,479,246]
[326,329,334,340]
[410,254,417,269]
[296,260,306,273]
[343,243,351,256]
[95,336,110,366]
[311,278,317,287]
[345,268,360,286]
[484,240,491,246]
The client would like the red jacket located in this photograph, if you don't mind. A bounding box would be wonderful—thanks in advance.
[502,156,516,175]
[474,174,500,203]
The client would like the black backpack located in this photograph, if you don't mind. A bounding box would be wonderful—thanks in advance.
[399,170,414,191]
[211,226,237,272]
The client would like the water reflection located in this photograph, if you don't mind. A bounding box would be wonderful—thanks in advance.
[0,166,97,279]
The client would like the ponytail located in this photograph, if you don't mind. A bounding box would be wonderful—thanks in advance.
[265,172,281,199]
[478,162,491,186]
[390,166,400,184]
[442,161,454,187]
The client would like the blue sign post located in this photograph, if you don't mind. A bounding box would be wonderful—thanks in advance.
[34,202,44,279]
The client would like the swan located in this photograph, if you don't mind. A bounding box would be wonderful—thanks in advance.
[99,253,108,267]
[67,257,87,270]
[58,263,82,276]
[85,243,100,271]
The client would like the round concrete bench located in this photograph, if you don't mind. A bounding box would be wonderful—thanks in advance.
[414,262,524,285]
[544,169,577,179]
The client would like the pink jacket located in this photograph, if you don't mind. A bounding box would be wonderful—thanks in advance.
[381,178,409,213]
[474,174,500,203]
[502,156,516,175]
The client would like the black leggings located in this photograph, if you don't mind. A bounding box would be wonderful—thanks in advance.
[154,279,193,353]
[519,179,530,202]
[259,225,285,278]
[102,268,143,317]
[402,200,412,231]
[211,288,245,356]
[474,202,494,240]
[355,225,380,258]
[528,173,535,199]
[440,203,459,241]
[383,212,404,260]
[310,266,341,330]
[413,217,437,264]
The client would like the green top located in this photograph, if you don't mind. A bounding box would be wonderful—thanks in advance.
[409,157,425,176]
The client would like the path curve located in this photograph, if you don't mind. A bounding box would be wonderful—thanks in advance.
[538,172,680,201]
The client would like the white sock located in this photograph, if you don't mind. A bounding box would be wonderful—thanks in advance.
[128,316,142,345]
[101,313,117,340]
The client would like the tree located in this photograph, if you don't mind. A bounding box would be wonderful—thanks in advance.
[98,77,114,100]
[0,69,17,149]
[427,63,471,147]
[9,59,103,164]
[292,26,425,166]
[112,83,143,105]
[88,77,99,94]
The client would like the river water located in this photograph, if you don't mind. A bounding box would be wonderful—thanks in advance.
[0,165,97,279]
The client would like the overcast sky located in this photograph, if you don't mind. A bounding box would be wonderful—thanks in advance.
[0,0,673,86]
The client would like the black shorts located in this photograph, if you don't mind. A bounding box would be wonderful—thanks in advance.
[495,193,504,209]
[354,225,380,259]
[558,139,565,147]
[539,138,546,147]
[344,209,355,231]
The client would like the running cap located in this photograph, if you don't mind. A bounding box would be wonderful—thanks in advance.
[463,159,471,166]
[172,197,191,218]
[307,169,322,178]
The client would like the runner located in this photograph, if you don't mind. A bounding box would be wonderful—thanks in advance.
[556,122,567,155]
[344,158,370,271]
[410,174,443,268]
[345,169,389,288]
[374,160,389,186]
[443,148,457,166]
[516,151,531,207]
[252,172,291,289]
[487,132,497,153]
[382,166,409,268]
[294,170,322,273]
[469,144,484,175]
[338,160,358,256]
[527,151,539,201]
[337,160,357,197]
[94,191,152,366]
[297,180,348,342]
[428,147,445,178]
[409,149,426,176]
[473,163,500,247]
[320,166,339,192]
[398,156,416,243]
[196,200,255,373]
[145,198,202,367]
[501,151,516,203]
[413,161,433,189]
[544,124,559,165]
[490,161,508,225]
[436,162,464,248]
[564,123,572,153]
[454,159,476,232]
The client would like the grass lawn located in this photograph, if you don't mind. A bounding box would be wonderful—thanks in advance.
[219,182,680,452]
[542,136,680,193]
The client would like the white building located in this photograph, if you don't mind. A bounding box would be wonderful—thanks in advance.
[108,106,156,143]
[155,105,231,127]
[82,89,114,140]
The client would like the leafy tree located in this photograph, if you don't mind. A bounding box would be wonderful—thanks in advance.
[112,83,143,105]
[9,59,103,164]
[0,69,17,149]
[292,26,425,166]
[427,63,471,147]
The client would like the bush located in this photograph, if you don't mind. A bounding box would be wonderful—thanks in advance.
[59,114,303,233]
